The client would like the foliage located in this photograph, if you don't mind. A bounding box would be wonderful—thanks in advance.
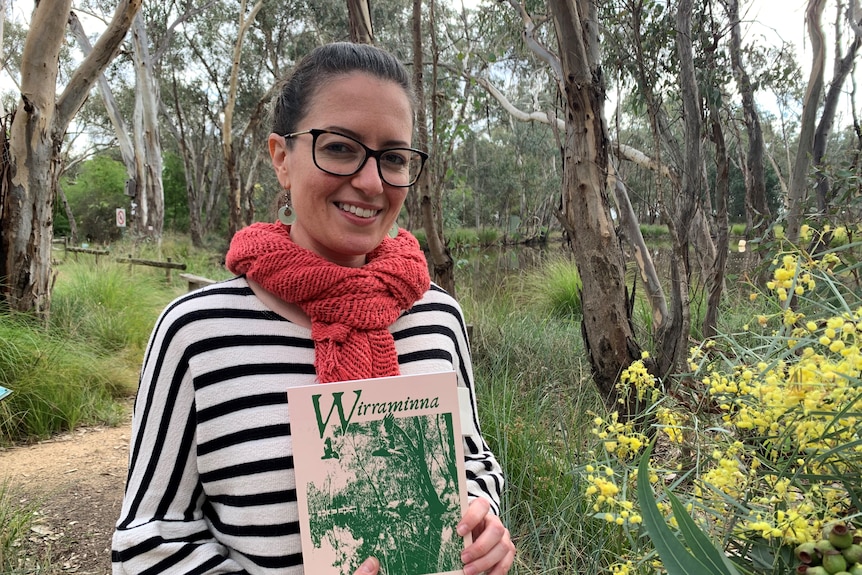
[579,227,862,574]
[447,227,480,249]
[0,480,35,573]
[162,152,190,233]
[512,255,583,318]
[0,312,132,444]
[59,154,129,244]
[478,227,501,247]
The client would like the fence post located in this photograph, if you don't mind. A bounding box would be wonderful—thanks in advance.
[166,257,173,285]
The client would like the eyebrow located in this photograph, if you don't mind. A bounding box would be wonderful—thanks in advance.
[322,126,411,149]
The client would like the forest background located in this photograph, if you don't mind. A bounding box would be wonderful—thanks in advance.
[2,0,862,574]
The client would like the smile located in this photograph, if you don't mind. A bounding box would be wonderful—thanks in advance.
[336,202,380,219]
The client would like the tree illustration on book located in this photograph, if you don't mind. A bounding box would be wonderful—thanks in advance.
[289,372,468,575]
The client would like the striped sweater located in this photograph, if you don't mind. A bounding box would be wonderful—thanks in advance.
[112,276,503,574]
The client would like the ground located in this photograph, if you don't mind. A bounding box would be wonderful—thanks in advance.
[0,413,132,575]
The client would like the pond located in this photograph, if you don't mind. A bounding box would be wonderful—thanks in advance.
[446,240,759,297]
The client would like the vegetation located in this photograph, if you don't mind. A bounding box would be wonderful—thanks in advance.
[1,231,861,573]
[0,480,36,573]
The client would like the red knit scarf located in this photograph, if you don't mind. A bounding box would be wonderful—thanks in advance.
[225,222,430,383]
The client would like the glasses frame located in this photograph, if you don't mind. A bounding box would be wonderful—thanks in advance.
[283,129,429,188]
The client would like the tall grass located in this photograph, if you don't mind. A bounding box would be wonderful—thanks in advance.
[0,480,35,573]
[51,260,171,354]
[508,255,582,318]
[462,272,626,573]
[0,312,136,442]
[0,257,183,444]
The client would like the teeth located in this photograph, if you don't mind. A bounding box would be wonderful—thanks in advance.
[337,203,378,218]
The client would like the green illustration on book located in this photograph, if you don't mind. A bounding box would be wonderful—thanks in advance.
[306,411,462,575]
[289,371,468,575]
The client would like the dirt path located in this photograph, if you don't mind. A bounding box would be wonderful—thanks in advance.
[0,416,132,574]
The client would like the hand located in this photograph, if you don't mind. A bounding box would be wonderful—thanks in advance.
[457,498,516,575]
[353,557,378,575]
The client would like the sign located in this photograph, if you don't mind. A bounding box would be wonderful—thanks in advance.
[116,208,126,227]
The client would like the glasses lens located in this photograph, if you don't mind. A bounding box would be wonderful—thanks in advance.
[311,130,424,187]
[378,149,424,187]
[313,132,366,176]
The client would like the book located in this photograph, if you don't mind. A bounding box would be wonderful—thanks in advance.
[0,385,11,401]
[287,371,469,575]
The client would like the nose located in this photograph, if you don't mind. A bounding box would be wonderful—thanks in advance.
[350,155,385,196]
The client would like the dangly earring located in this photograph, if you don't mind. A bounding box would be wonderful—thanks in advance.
[388,222,399,239]
[278,190,296,226]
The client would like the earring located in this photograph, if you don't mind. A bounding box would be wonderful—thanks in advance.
[278,190,296,226]
[388,222,399,238]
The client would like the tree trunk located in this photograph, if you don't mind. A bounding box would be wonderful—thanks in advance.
[130,14,164,240]
[224,0,263,239]
[813,21,861,215]
[548,0,642,414]
[413,0,455,295]
[347,0,374,44]
[786,0,826,242]
[704,100,729,339]
[1,0,141,316]
[724,0,770,238]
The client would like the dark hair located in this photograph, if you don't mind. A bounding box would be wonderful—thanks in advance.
[272,42,416,137]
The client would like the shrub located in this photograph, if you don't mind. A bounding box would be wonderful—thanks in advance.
[516,255,583,318]
[580,228,862,574]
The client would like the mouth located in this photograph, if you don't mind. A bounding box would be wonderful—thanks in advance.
[336,202,381,219]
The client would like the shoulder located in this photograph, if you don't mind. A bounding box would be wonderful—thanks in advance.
[150,276,265,335]
[396,282,468,337]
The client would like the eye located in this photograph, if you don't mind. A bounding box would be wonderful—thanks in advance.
[380,150,409,168]
[316,134,363,157]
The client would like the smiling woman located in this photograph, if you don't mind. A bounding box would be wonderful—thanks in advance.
[111,42,515,575]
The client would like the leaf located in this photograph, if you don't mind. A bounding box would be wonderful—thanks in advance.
[666,490,744,575]
[636,442,716,575]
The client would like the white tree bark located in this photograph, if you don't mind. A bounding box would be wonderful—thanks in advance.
[2,0,142,315]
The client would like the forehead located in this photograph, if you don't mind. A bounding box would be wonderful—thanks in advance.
[302,72,414,136]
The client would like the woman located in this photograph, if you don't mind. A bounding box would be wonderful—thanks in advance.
[112,42,514,575]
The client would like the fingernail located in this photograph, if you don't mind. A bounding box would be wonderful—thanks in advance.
[359,558,376,574]
[457,522,467,536]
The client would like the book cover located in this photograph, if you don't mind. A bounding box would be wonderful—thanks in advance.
[287,371,468,575]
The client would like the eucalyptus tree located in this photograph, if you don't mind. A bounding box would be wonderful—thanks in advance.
[724,0,770,238]
[786,0,862,242]
[1,0,141,316]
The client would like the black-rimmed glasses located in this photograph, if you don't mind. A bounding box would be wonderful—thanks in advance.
[283,129,428,188]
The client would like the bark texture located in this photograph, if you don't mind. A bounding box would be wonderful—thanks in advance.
[2,0,141,316]
[549,0,641,413]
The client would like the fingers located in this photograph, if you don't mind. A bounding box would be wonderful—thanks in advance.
[458,501,516,575]
[457,497,491,539]
[354,557,378,575]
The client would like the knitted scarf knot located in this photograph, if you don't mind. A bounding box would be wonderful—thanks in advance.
[225,222,430,383]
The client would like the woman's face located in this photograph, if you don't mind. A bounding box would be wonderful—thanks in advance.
[269,72,415,267]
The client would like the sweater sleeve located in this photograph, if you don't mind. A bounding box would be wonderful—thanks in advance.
[397,286,505,516]
[111,300,249,575]
[456,325,505,516]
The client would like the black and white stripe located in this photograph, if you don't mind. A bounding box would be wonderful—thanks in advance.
[112,277,503,574]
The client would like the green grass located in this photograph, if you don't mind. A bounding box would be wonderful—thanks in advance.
[0,313,135,443]
[51,260,171,354]
[0,480,36,573]
[511,255,583,318]
[464,283,627,573]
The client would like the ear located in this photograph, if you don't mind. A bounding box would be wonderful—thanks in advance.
[269,133,291,190]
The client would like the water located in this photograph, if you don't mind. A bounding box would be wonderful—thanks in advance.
[448,241,758,296]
